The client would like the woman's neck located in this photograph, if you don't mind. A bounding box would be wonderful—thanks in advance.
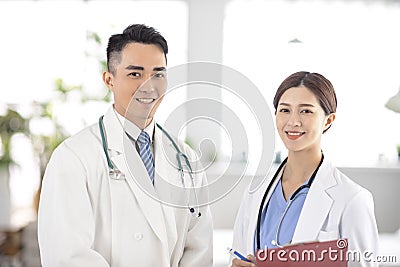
[283,148,322,184]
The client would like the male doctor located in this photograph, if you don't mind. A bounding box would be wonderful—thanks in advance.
[38,24,213,267]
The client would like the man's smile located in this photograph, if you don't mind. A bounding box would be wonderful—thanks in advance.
[136,98,156,104]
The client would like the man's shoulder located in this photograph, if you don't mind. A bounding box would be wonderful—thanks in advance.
[59,122,100,154]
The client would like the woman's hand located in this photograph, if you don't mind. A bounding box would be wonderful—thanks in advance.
[231,254,256,267]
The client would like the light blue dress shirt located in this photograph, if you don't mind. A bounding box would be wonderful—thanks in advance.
[256,178,310,251]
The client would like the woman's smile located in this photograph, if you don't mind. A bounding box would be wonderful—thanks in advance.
[285,131,305,140]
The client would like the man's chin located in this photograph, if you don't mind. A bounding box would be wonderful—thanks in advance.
[125,113,153,128]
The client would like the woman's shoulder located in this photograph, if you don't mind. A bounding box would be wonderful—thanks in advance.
[324,159,373,201]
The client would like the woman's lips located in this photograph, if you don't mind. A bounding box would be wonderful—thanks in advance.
[285,131,305,140]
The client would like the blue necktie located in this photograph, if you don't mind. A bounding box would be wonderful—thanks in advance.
[137,131,155,184]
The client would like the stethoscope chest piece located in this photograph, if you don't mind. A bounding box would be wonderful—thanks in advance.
[109,168,125,180]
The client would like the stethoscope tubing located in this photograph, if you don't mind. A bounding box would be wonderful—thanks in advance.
[98,115,201,217]
[99,116,114,170]
[256,157,287,250]
[255,154,324,250]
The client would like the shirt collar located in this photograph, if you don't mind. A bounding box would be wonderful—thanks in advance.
[114,108,155,143]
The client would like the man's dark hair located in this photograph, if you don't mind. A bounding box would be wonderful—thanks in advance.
[106,24,168,74]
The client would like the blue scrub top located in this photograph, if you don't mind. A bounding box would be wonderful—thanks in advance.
[256,178,310,251]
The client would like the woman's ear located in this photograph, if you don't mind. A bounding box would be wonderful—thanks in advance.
[324,113,336,131]
[102,71,114,91]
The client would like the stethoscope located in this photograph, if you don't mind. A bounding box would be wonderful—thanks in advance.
[255,153,324,249]
[98,115,201,217]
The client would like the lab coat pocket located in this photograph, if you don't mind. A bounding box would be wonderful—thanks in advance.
[317,230,339,242]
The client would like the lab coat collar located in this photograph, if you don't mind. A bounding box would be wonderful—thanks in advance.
[114,108,155,143]
[247,159,338,251]
[102,107,125,153]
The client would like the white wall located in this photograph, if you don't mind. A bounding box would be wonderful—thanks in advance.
[210,166,400,233]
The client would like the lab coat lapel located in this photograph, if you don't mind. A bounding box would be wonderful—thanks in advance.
[102,108,169,248]
[153,127,178,257]
[247,166,283,252]
[292,160,336,243]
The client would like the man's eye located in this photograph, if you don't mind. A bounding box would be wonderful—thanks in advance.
[128,72,141,77]
[153,72,165,78]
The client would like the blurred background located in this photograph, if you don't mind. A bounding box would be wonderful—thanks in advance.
[0,0,399,266]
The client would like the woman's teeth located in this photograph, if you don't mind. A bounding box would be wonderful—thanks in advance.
[285,131,304,140]
[287,132,302,136]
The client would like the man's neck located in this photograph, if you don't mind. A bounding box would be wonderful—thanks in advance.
[114,105,152,130]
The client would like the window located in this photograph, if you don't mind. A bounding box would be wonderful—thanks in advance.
[223,0,400,166]
[0,0,187,223]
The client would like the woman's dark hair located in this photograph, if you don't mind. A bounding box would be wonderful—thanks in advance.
[273,71,337,132]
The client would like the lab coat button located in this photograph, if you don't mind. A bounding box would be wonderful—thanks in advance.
[134,233,143,240]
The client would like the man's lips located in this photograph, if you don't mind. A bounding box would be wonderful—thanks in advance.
[136,98,156,104]
[285,131,305,140]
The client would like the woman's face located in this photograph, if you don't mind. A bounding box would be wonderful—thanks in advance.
[275,86,335,153]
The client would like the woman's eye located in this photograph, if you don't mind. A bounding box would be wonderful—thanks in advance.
[300,109,313,114]
[279,108,289,113]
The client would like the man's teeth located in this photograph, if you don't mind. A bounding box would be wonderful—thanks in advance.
[287,132,302,136]
[137,98,154,103]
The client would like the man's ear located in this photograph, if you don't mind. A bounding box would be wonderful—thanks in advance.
[324,113,336,131]
[102,71,114,92]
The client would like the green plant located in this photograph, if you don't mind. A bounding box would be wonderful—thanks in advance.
[30,30,111,178]
[0,108,29,167]
[29,100,69,179]
[0,30,111,214]
[1,30,110,174]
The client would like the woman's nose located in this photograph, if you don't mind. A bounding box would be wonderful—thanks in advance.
[287,113,301,127]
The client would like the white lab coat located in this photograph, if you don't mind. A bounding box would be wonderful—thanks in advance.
[232,159,379,267]
[38,107,213,267]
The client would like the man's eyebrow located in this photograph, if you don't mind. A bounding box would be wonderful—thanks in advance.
[125,65,144,71]
[124,65,166,72]
[153,67,166,72]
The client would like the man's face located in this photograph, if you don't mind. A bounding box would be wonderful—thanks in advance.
[103,42,167,129]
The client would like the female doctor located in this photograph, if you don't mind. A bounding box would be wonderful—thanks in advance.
[231,71,378,267]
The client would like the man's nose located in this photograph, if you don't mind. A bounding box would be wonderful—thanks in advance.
[138,77,155,93]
